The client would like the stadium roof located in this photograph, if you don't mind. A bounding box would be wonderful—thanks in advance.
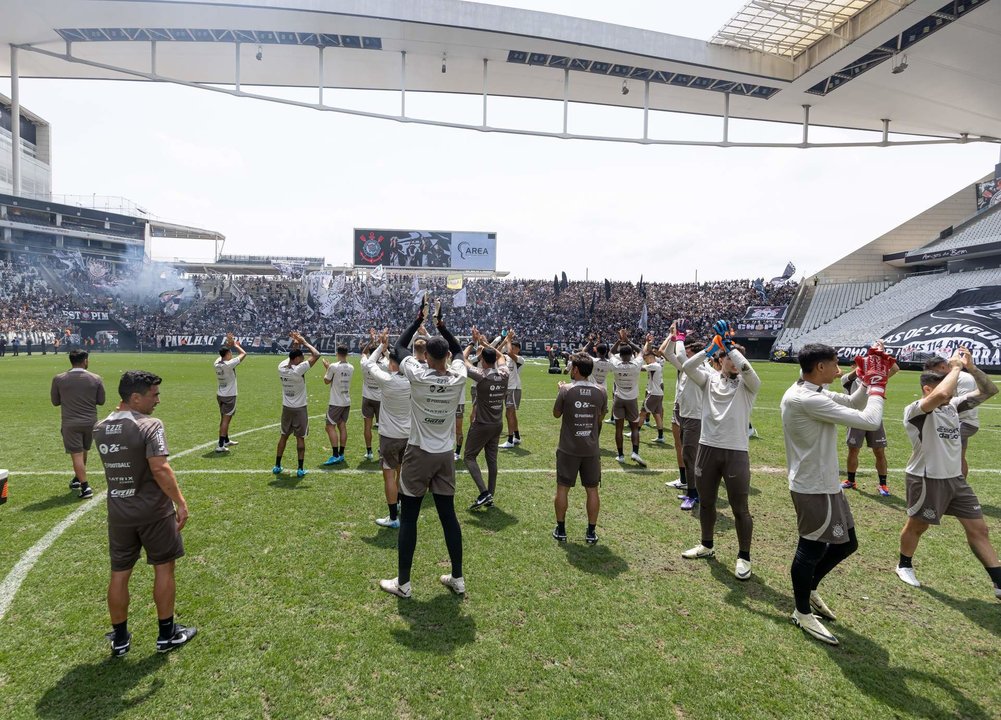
[1,0,1000,147]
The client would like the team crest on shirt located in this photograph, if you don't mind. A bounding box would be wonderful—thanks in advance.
[358,231,385,264]
[922,508,937,521]
[831,523,845,539]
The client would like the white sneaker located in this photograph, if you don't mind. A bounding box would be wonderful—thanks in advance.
[513,437,522,445]
[224,439,239,446]
[454,452,461,461]
[499,441,515,449]
[605,418,615,425]
[735,558,752,581]
[682,544,715,559]
[654,437,667,443]
[791,609,838,646]
[630,452,646,467]
[895,566,921,587]
[379,577,412,598]
[365,451,374,461]
[666,478,687,489]
[809,590,836,621]
[440,574,465,595]
[375,516,400,529]
[994,584,1001,601]
[214,445,229,453]
[747,427,759,438]
[615,455,626,463]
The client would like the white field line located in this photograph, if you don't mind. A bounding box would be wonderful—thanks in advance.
[0,417,308,623]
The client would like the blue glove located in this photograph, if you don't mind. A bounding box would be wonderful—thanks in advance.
[713,319,730,338]
[704,335,726,358]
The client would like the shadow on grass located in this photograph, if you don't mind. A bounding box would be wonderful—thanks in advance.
[922,586,1001,637]
[499,446,532,458]
[392,593,476,654]
[360,529,399,550]
[199,449,231,459]
[22,492,80,512]
[821,625,992,720]
[560,542,629,578]
[268,475,310,490]
[979,504,1001,520]
[36,652,168,719]
[465,505,518,532]
[707,560,788,624]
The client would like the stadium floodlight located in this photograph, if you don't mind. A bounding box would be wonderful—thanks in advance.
[891,53,908,74]
[621,80,629,95]
[256,45,263,61]
[441,51,447,74]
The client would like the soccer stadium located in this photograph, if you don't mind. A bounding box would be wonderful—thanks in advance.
[2,1,1001,718]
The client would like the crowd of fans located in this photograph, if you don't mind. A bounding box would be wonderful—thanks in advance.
[0,251,797,350]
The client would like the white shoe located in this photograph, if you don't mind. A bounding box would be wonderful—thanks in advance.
[791,609,838,646]
[224,439,239,446]
[895,566,921,587]
[615,455,626,463]
[365,451,374,461]
[513,437,522,445]
[682,544,715,559]
[440,574,465,595]
[454,452,461,461]
[994,584,1001,601]
[809,591,836,621]
[375,516,400,529]
[499,441,515,449]
[735,558,752,581]
[747,427,759,438]
[666,478,687,489]
[379,577,412,598]
[654,437,667,444]
[605,418,615,425]
[630,452,646,467]
[214,445,229,453]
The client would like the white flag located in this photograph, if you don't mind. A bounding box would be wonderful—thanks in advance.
[453,287,467,308]
[411,275,423,306]
[638,302,648,332]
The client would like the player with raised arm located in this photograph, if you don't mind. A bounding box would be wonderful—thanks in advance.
[94,370,195,657]
[780,343,890,645]
[922,355,983,478]
[380,297,468,599]
[51,349,105,499]
[678,321,760,580]
[499,329,525,449]
[361,328,412,529]
[274,331,321,478]
[321,344,354,465]
[609,329,646,467]
[663,320,702,500]
[553,353,608,544]
[464,327,510,509]
[360,329,384,462]
[213,333,246,453]
[639,334,667,444]
[840,340,898,496]
[895,348,1001,598]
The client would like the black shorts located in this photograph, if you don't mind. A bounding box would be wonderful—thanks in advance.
[108,514,184,572]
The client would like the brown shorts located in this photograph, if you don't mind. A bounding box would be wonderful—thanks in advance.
[791,490,855,544]
[680,416,701,471]
[217,395,237,417]
[281,406,309,438]
[362,397,380,420]
[379,435,408,470]
[505,389,522,409]
[399,444,456,497]
[846,424,886,449]
[960,423,978,449]
[644,394,664,416]
[905,473,982,525]
[693,444,751,497]
[326,404,349,425]
[108,514,184,572]
[61,425,93,454]
[612,396,639,423]
[556,450,601,488]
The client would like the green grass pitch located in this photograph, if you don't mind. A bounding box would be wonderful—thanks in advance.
[1,351,1000,719]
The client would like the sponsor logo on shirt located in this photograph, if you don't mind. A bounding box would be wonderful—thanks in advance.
[104,424,123,435]
[422,417,447,425]
[103,462,131,469]
[109,488,136,498]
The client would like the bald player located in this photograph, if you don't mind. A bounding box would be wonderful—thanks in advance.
[51,349,106,499]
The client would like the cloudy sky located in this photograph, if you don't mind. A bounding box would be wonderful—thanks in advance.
[2,0,997,282]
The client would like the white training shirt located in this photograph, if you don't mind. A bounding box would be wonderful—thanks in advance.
[643,360,664,397]
[324,361,354,407]
[591,357,615,386]
[682,349,761,451]
[664,340,704,420]
[361,356,386,401]
[956,371,979,428]
[278,358,311,408]
[506,354,525,390]
[610,354,643,401]
[214,356,242,397]
[401,355,468,454]
[362,346,411,440]
[780,378,883,494]
[904,394,978,478]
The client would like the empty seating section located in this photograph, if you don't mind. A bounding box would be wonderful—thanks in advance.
[786,267,1001,351]
[777,279,895,346]
[909,205,1001,255]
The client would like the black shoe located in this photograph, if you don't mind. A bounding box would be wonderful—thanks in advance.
[105,631,131,658]
[470,491,493,510]
[79,486,93,499]
[484,499,494,507]
[585,529,599,545]
[69,478,81,490]
[156,624,198,653]
[552,526,567,542]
